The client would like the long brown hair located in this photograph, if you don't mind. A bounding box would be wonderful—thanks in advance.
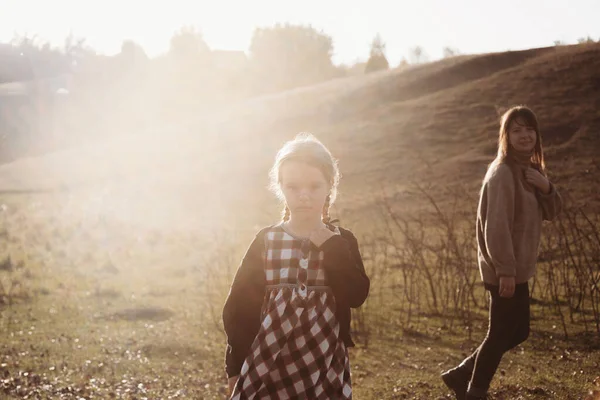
[488,105,546,177]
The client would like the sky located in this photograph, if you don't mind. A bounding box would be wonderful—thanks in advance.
[1,0,599,66]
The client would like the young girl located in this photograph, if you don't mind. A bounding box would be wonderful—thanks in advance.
[441,105,562,400]
[222,133,370,399]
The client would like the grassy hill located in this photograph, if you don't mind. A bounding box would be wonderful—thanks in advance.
[2,42,599,225]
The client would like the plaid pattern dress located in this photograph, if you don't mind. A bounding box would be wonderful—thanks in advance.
[230,224,352,400]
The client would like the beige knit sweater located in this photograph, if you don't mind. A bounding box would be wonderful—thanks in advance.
[476,161,562,285]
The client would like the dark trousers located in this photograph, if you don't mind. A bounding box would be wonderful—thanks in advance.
[458,282,530,395]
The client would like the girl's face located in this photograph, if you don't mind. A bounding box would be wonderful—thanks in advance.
[508,118,537,153]
[280,161,330,221]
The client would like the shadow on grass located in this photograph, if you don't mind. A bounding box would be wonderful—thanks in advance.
[110,306,174,322]
[140,343,210,361]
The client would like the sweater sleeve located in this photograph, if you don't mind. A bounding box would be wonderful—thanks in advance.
[319,228,370,308]
[484,166,518,278]
[222,230,266,378]
[538,182,562,221]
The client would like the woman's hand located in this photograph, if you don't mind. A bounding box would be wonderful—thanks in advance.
[525,168,551,194]
[499,276,516,298]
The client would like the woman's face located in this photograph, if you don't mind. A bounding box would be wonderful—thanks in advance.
[508,118,537,153]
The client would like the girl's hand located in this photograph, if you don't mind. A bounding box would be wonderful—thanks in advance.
[309,226,336,248]
[228,376,239,394]
[525,168,551,194]
[499,276,516,298]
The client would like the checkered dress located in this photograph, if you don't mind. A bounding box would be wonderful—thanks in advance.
[230,224,352,400]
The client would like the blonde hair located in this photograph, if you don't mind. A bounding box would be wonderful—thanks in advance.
[269,133,340,223]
